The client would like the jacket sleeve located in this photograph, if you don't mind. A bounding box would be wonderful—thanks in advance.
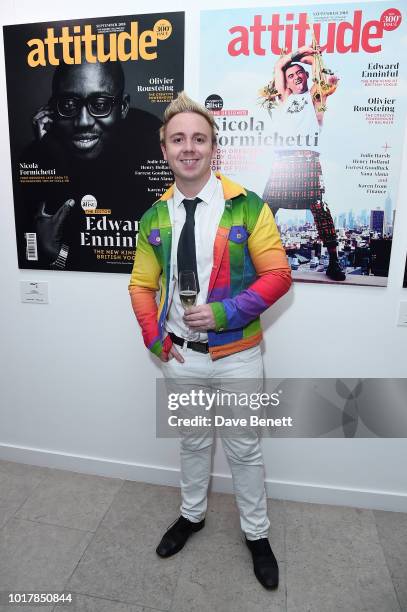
[128,214,172,358]
[209,204,292,331]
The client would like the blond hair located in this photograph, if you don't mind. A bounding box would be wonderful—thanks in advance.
[159,91,217,144]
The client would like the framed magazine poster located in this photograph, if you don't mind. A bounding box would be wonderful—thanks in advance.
[3,12,184,272]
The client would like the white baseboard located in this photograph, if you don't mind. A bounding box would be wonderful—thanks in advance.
[0,443,406,513]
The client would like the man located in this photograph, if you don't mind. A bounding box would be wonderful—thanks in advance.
[19,57,161,271]
[262,45,346,281]
[129,92,291,589]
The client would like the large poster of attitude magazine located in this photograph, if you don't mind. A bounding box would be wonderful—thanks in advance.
[3,12,184,272]
[201,2,406,285]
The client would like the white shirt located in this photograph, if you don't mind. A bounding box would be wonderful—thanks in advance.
[275,91,320,152]
[165,172,225,341]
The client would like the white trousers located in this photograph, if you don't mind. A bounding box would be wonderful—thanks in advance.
[161,344,270,540]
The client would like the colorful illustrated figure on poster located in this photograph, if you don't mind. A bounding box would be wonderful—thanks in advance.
[261,44,345,281]
[3,14,184,273]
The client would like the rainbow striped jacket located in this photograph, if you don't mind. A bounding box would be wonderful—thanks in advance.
[129,173,291,360]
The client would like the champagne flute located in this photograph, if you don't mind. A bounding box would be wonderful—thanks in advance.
[179,270,197,340]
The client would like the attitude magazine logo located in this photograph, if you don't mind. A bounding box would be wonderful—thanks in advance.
[227,8,402,56]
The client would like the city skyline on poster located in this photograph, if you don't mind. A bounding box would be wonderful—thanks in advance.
[200,3,407,286]
[3,13,184,273]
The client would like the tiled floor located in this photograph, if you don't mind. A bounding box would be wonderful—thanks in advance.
[0,459,405,612]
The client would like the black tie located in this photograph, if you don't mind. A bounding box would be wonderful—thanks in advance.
[177,197,201,293]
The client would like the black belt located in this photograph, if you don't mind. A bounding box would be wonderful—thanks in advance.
[169,332,209,354]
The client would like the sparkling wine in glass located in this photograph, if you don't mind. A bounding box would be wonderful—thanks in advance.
[179,270,197,309]
[179,270,197,339]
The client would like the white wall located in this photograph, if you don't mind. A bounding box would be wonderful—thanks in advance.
[1,0,406,512]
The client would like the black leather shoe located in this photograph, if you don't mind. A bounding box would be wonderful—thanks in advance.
[326,260,346,281]
[246,538,279,589]
[156,516,205,558]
